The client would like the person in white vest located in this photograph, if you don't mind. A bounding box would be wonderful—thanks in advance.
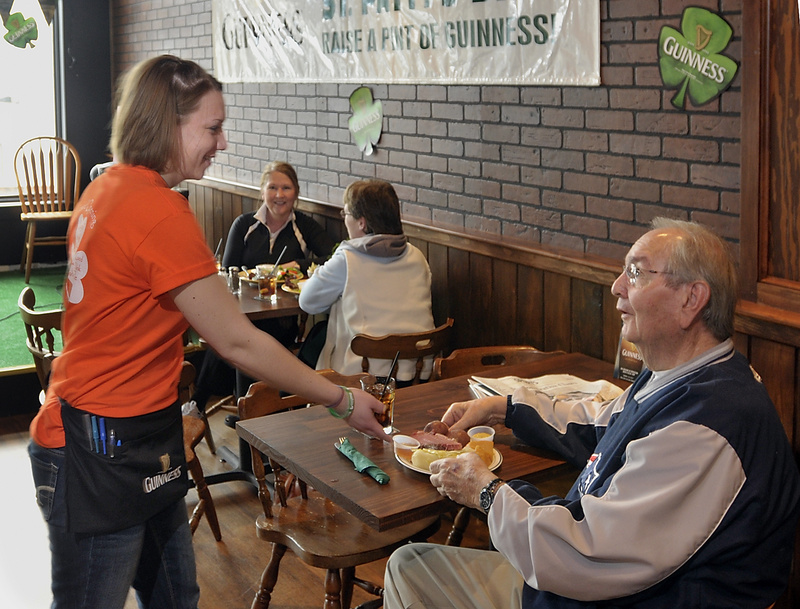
[299,179,435,383]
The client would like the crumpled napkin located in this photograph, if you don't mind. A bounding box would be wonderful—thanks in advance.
[336,438,390,484]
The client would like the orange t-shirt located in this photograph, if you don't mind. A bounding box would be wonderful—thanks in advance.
[30,164,217,448]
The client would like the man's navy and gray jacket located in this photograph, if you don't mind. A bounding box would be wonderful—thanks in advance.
[487,340,800,608]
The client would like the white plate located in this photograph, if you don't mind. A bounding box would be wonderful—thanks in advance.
[395,448,502,475]
[281,279,307,294]
[239,270,259,283]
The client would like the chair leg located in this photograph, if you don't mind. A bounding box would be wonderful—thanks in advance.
[323,568,343,609]
[187,456,222,541]
[340,566,355,609]
[446,506,472,547]
[350,576,384,601]
[251,543,287,609]
[206,394,237,416]
[22,222,36,283]
[199,409,217,454]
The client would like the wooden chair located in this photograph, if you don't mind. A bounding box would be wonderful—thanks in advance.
[179,361,222,541]
[18,286,62,397]
[238,370,441,609]
[14,136,81,283]
[350,318,454,385]
[431,345,552,382]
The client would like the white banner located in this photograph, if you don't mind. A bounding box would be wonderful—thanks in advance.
[212,0,600,86]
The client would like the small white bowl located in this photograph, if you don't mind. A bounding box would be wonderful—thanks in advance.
[467,426,496,442]
[392,434,420,461]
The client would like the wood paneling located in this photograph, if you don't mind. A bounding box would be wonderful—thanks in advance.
[543,272,571,353]
[741,0,800,316]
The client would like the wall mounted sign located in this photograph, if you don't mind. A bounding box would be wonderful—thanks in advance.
[0,0,54,49]
[0,0,56,44]
[212,0,600,86]
[658,7,738,109]
[2,11,38,48]
[348,87,383,156]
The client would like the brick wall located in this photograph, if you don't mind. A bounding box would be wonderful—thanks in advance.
[111,0,742,260]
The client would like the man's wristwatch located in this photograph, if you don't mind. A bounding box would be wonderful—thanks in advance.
[479,477,505,514]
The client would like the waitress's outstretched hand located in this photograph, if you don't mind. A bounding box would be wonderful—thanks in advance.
[346,389,393,442]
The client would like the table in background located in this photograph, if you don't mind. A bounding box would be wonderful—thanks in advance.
[237,279,303,321]
[237,351,626,531]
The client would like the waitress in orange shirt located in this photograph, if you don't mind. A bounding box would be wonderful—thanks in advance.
[28,55,388,609]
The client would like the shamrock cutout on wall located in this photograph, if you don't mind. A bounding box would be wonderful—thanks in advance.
[658,7,738,109]
[348,87,383,156]
[3,12,38,49]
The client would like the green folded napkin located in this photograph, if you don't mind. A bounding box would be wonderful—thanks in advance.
[337,438,390,485]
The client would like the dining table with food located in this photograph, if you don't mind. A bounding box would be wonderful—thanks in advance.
[232,263,311,321]
[236,350,627,532]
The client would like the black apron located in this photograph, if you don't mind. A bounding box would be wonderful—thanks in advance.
[60,398,188,535]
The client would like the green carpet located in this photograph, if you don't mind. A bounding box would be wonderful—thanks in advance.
[0,265,66,370]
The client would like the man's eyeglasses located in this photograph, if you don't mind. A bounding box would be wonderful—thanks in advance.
[622,262,672,287]
[339,208,352,219]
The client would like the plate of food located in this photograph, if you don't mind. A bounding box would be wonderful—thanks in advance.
[239,268,259,283]
[281,279,307,294]
[240,266,305,284]
[277,267,304,282]
[394,420,501,474]
[396,446,501,474]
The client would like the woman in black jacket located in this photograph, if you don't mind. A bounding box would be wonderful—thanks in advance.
[222,161,335,275]
[194,161,336,408]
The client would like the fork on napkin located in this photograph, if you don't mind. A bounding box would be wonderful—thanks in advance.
[337,437,390,485]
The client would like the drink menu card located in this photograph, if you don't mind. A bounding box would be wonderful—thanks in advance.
[614,337,643,383]
[468,374,624,403]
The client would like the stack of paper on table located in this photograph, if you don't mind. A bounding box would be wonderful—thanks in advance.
[468,374,624,402]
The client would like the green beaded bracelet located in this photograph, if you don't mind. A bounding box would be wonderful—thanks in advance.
[328,386,354,419]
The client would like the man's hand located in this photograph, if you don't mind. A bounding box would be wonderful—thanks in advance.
[442,395,507,432]
[429,452,497,509]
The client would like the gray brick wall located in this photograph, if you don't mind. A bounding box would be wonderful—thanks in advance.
[112,0,742,257]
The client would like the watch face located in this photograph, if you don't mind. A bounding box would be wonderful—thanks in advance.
[480,488,493,512]
[480,478,503,513]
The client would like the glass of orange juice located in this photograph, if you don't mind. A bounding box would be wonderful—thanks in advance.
[467,426,496,466]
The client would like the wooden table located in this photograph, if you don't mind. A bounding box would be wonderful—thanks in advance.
[237,351,626,532]
[237,279,303,321]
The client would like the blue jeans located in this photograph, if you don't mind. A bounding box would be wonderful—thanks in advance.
[29,441,200,609]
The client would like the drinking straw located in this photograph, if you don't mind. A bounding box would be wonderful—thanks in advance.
[379,350,401,400]
[268,245,288,277]
[213,238,223,257]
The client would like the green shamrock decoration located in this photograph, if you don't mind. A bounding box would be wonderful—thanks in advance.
[659,7,738,109]
[3,12,38,49]
[348,87,383,156]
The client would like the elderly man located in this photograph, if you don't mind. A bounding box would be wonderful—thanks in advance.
[384,218,800,608]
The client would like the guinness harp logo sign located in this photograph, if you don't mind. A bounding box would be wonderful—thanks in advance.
[658,7,738,109]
